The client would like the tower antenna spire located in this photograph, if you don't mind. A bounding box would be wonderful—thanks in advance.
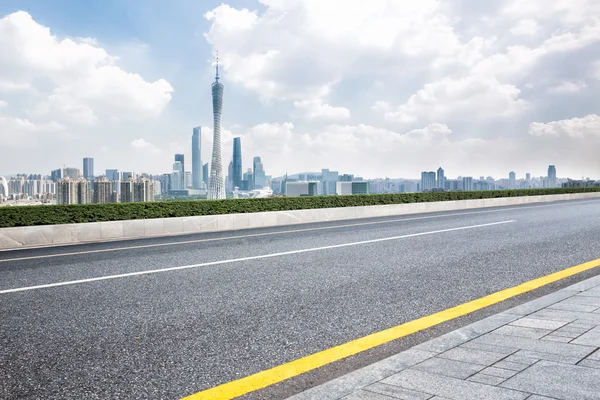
[215,50,220,81]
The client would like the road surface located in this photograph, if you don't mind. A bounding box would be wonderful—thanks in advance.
[1,198,600,399]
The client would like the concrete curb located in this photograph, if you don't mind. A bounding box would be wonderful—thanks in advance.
[0,192,599,251]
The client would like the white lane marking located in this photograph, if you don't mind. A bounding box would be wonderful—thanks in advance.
[1,198,598,262]
[0,220,515,294]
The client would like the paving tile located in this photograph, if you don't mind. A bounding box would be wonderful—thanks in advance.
[438,347,508,366]
[548,302,600,313]
[382,369,529,400]
[587,350,600,361]
[532,309,600,324]
[550,329,584,338]
[503,355,539,366]
[287,349,436,400]
[571,326,600,347]
[578,359,600,369]
[459,341,518,356]
[468,373,506,386]
[480,366,518,379]
[567,321,597,330]
[541,335,572,343]
[501,360,600,399]
[503,290,578,316]
[473,333,594,358]
[412,357,485,379]
[493,361,530,372]
[526,396,558,400]
[342,389,399,400]
[514,350,582,365]
[363,382,434,400]
[509,317,567,330]
[494,325,552,339]
[565,275,600,292]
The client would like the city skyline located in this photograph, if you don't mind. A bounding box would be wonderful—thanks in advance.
[1,2,600,179]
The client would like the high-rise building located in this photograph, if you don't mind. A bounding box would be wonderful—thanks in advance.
[232,137,242,190]
[526,173,531,181]
[227,160,233,191]
[462,176,474,191]
[93,177,116,204]
[133,177,154,202]
[203,162,209,187]
[120,180,134,203]
[253,156,267,189]
[106,169,120,181]
[171,161,183,191]
[548,165,557,188]
[185,171,192,189]
[122,171,134,181]
[64,167,81,179]
[192,127,202,189]
[509,171,516,189]
[175,154,185,189]
[57,178,91,204]
[437,167,445,189]
[83,158,94,180]
[321,169,339,195]
[286,181,318,197]
[0,176,8,197]
[208,55,225,199]
[421,171,436,192]
[336,181,370,195]
[50,168,62,182]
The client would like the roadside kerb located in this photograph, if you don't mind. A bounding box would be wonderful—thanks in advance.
[0,192,598,250]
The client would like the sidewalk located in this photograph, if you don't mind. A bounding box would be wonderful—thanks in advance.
[289,274,600,400]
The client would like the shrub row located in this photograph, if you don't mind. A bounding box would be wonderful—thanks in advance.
[0,187,598,228]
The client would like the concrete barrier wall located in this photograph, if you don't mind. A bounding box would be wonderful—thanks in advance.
[0,192,599,251]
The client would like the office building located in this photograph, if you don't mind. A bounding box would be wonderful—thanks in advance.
[208,56,226,200]
[548,165,557,188]
[253,156,267,189]
[192,127,202,189]
[437,167,445,189]
[171,161,183,191]
[50,169,62,182]
[336,181,370,195]
[175,154,185,189]
[185,171,192,189]
[286,181,318,197]
[203,162,209,188]
[232,137,242,190]
[105,169,120,181]
[83,158,94,180]
[244,168,254,190]
[133,177,155,202]
[421,171,436,192]
[321,169,339,195]
[509,171,516,189]
[526,173,531,181]
[160,174,171,195]
[122,172,134,181]
[64,167,81,179]
[120,180,134,203]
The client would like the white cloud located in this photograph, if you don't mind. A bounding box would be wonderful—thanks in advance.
[0,116,65,147]
[510,19,540,36]
[293,99,350,120]
[0,11,173,124]
[529,114,600,138]
[384,75,526,123]
[0,100,7,108]
[130,138,161,154]
[548,81,588,93]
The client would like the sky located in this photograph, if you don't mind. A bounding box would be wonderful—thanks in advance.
[0,0,599,180]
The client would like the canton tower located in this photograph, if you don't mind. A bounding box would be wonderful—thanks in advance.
[208,53,226,199]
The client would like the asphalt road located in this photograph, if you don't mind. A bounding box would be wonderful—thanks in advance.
[2,199,600,399]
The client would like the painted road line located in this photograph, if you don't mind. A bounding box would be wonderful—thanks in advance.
[182,256,600,400]
[0,220,514,294]
[2,198,598,262]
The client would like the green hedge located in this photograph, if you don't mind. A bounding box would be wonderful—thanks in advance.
[0,187,598,228]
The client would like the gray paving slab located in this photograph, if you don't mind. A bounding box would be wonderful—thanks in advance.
[531,309,600,324]
[563,295,600,307]
[494,325,553,339]
[564,275,600,292]
[508,317,568,330]
[467,373,506,385]
[514,350,584,365]
[342,390,399,400]
[503,354,539,366]
[438,346,509,366]
[459,341,519,356]
[571,326,600,347]
[472,333,595,358]
[363,382,434,400]
[541,335,572,343]
[381,369,529,400]
[501,360,600,399]
[547,302,600,313]
[412,357,485,379]
[587,350,600,361]
[493,360,530,372]
[578,359,600,369]
[503,290,579,317]
[480,366,519,379]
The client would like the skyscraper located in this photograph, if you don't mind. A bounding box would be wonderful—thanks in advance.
[208,54,226,199]
[548,165,557,188]
[253,156,266,189]
[175,154,185,189]
[203,162,209,187]
[437,167,445,189]
[192,127,202,189]
[83,158,94,181]
[232,137,242,190]
[421,171,436,192]
[509,171,516,189]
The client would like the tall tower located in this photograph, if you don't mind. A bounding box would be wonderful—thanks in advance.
[232,137,242,190]
[208,52,226,199]
[192,127,202,189]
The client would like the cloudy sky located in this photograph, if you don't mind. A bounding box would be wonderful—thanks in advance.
[1,0,599,180]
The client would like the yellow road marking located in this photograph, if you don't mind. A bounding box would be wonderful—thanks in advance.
[182,257,600,400]
[2,198,599,263]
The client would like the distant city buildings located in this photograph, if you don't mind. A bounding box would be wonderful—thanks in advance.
[421,171,436,192]
[232,137,242,190]
[83,158,94,181]
[93,177,117,203]
[57,178,91,205]
[63,167,81,179]
[253,156,266,189]
[336,181,370,195]
[548,165,557,188]
[286,181,318,197]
